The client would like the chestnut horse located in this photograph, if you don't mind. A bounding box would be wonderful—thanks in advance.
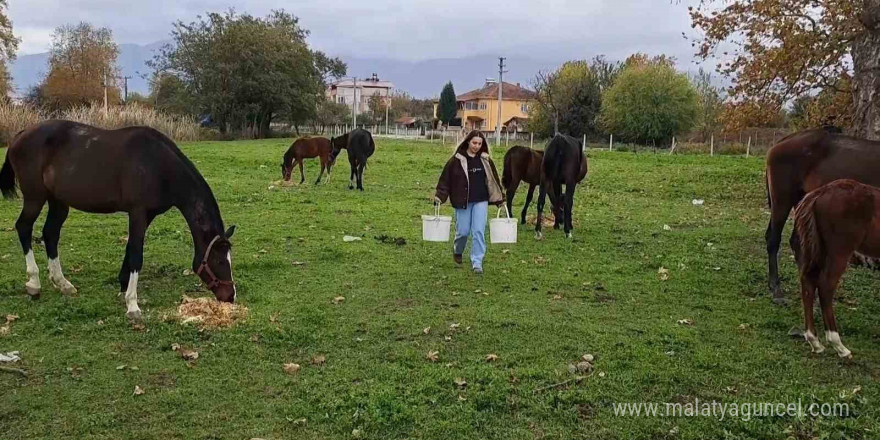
[793,179,880,358]
[535,135,587,239]
[281,136,334,184]
[765,127,880,304]
[502,145,587,226]
[0,120,236,321]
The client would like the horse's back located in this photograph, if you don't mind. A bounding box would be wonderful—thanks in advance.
[349,129,375,158]
[544,135,583,182]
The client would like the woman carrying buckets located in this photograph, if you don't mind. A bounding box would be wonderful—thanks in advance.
[434,130,505,274]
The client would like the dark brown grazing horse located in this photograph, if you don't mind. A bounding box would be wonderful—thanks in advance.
[330,128,375,191]
[281,136,335,184]
[503,145,588,226]
[0,120,236,322]
[765,127,880,304]
[535,134,587,239]
[793,179,880,358]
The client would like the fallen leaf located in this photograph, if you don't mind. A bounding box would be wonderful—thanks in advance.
[449,323,460,330]
[180,349,199,361]
[182,268,193,276]
[598,371,606,378]
[444,336,452,342]
[581,354,594,362]
[658,267,670,281]
[502,249,510,254]
[677,319,694,326]
[575,361,592,373]
[171,343,181,351]
[97,320,104,326]
[283,363,301,375]
[291,261,306,266]
[269,312,280,323]
[485,353,498,362]
[331,296,345,305]
[5,315,18,324]
[454,377,467,389]
[663,224,672,231]
[133,385,144,396]
[311,355,326,366]
[426,350,439,362]
[250,334,260,342]
[552,294,563,300]
[737,323,749,330]
[116,365,126,370]
[422,327,431,335]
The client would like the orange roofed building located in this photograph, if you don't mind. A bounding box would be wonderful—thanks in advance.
[434,80,536,133]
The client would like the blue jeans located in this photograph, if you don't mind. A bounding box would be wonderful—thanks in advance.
[454,201,488,269]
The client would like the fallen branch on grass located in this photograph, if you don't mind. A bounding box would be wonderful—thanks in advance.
[0,366,27,377]
[533,374,589,393]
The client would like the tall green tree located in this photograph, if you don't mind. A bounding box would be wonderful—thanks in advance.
[0,0,19,100]
[151,10,345,137]
[437,82,457,126]
[600,60,699,146]
[531,60,604,138]
[692,68,724,141]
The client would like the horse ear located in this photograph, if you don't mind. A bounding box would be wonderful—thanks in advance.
[225,225,236,239]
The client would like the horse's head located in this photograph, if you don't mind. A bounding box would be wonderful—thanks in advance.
[196,226,237,303]
[281,161,292,181]
[329,136,344,163]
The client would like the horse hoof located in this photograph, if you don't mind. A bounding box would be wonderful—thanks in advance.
[839,350,853,359]
[126,310,143,323]
[565,232,572,239]
[61,285,78,296]
[535,232,544,241]
[349,186,354,190]
[26,285,40,298]
[811,345,826,354]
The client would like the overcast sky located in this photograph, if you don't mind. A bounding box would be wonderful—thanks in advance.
[10,0,705,66]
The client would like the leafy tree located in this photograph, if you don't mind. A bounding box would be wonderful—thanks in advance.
[312,98,350,133]
[149,72,195,116]
[0,0,19,100]
[437,82,457,125]
[689,0,880,139]
[692,68,724,140]
[599,61,699,146]
[531,60,603,138]
[125,92,152,107]
[151,10,341,137]
[42,22,121,110]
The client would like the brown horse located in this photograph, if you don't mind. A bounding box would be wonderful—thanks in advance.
[793,179,880,358]
[535,135,588,239]
[0,120,236,322]
[503,145,587,226]
[765,127,880,304]
[281,136,334,184]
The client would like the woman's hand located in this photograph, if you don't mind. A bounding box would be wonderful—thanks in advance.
[434,196,442,205]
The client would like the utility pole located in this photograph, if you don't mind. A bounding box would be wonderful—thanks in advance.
[352,77,358,128]
[385,95,390,135]
[102,69,108,112]
[121,75,132,102]
[495,57,507,145]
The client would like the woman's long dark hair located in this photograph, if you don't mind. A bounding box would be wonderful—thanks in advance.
[456,130,489,154]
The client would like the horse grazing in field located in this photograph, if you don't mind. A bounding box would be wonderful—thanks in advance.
[535,135,586,239]
[793,179,880,358]
[503,145,587,226]
[281,137,334,184]
[330,128,375,191]
[0,120,236,322]
[765,127,880,304]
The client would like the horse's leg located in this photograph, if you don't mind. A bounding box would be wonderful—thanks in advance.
[766,201,794,304]
[817,256,852,358]
[563,180,577,238]
[521,184,536,225]
[43,199,76,295]
[552,180,564,230]
[297,159,305,185]
[349,160,356,190]
[506,177,520,223]
[535,183,547,240]
[122,211,149,322]
[315,159,325,185]
[325,157,332,184]
[356,160,366,191]
[16,198,45,299]
[800,274,824,353]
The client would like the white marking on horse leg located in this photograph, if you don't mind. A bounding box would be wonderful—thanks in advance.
[227,251,236,302]
[825,331,851,358]
[804,330,825,353]
[25,250,41,293]
[48,258,77,295]
[125,271,142,320]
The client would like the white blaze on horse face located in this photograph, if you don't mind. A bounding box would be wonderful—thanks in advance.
[25,250,40,290]
[826,331,851,358]
[48,258,77,294]
[804,330,825,353]
[125,271,140,315]
[227,251,236,301]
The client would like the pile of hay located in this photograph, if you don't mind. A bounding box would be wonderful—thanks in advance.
[176,296,248,328]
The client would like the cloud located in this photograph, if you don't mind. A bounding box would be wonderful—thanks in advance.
[9,0,702,65]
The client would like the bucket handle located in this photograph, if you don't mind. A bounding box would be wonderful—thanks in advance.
[496,204,511,219]
[431,201,441,217]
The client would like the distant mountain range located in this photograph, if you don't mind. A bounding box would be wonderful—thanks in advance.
[10,40,719,100]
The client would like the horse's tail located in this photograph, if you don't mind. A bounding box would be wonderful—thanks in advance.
[502,151,512,188]
[0,154,17,199]
[764,172,771,210]
[793,189,824,275]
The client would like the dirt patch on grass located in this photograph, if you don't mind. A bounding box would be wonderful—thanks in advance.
[176,296,248,329]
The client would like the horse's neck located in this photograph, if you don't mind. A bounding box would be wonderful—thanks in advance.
[175,179,224,266]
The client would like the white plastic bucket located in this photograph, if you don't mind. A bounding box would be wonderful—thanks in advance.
[422,204,452,242]
[489,205,518,244]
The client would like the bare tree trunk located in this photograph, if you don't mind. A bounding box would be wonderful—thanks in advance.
[852,0,880,140]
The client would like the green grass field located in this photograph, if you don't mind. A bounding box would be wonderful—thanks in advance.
[1,138,877,439]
